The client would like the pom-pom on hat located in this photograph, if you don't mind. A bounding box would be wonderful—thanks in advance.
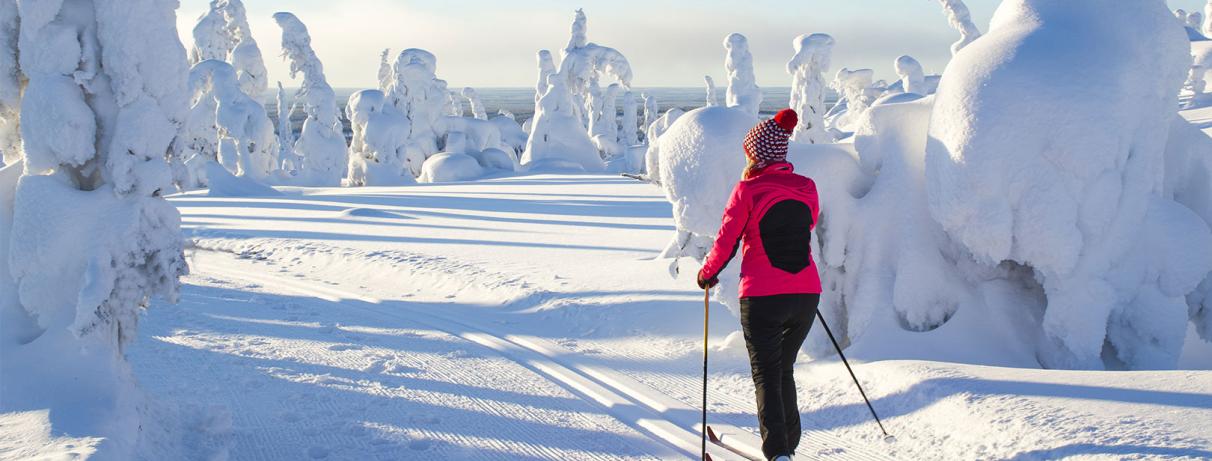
[743,108,798,171]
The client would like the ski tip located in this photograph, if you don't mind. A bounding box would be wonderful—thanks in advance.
[706,426,721,443]
[703,453,714,461]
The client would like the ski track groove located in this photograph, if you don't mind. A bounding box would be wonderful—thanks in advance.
[141,275,664,459]
[194,248,894,461]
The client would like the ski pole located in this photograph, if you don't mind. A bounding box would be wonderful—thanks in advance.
[701,287,710,460]
[815,310,895,442]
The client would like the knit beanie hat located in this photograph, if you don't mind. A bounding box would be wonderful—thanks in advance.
[743,109,798,171]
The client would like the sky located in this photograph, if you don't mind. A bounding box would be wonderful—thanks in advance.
[177,0,1211,89]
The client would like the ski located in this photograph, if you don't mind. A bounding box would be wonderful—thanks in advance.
[707,425,765,461]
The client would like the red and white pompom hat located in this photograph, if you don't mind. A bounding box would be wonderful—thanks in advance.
[742,108,798,171]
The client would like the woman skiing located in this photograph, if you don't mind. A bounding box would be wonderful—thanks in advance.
[697,108,820,461]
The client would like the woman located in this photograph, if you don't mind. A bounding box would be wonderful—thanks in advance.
[697,108,821,461]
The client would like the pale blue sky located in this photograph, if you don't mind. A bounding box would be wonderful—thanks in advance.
[177,0,1208,89]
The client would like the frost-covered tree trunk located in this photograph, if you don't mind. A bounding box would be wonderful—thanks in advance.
[621,90,639,146]
[724,33,761,116]
[377,48,393,93]
[274,12,345,186]
[0,1,20,167]
[938,0,982,56]
[787,33,834,144]
[2,0,189,456]
[276,81,298,170]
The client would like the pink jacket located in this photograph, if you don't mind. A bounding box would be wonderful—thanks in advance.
[698,162,822,298]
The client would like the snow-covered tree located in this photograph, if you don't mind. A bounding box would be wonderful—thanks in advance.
[938,0,982,56]
[522,72,603,171]
[386,48,447,159]
[723,33,761,116]
[274,12,345,185]
[190,0,267,99]
[462,87,487,120]
[895,55,927,95]
[377,48,393,93]
[2,0,190,456]
[828,68,878,133]
[642,93,658,140]
[787,33,834,144]
[558,9,633,125]
[0,1,20,167]
[589,82,622,158]
[926,0,1204,369]
[704,75,720,107]
[346,89,415,186]
[187,60,278,181]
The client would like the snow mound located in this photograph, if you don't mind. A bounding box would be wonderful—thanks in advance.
[418,152,486,183]
[926,0,1206,369]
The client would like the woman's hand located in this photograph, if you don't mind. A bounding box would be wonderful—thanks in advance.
[696,269,719,289]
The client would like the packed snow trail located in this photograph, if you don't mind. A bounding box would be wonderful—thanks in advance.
[125,174,1212,460]
[132,250,677,460]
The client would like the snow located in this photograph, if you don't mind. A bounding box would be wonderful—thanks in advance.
[522,71,603,172]
[723,33,761,116]
[893,55,927,96]
[94,174,1211,460]
[274,12,345,186]
[926,0,1203,370]
[345,89,416,186]
[787,33,835,144]
[4,1,1212,459]
[938,0,982,55]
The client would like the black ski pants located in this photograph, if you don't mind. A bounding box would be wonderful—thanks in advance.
[739,293,820,460]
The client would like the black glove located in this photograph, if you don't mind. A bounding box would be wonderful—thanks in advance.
[696,270,719,289]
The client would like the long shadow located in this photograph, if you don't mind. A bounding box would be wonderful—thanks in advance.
[180,228,655,253]
[1005,443,1212,460]
[183,213,530,234]
[795,375,1212,432]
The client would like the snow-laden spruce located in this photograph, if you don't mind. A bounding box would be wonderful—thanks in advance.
[462,87,487,120]
[927,0,1209,370]
[184,60,278,184]
[0,0,192,457]
[786,33,834,144]
[190,0,268,99]
[385,48,446,160]
[275,81,298,172]
[723,33,761,116]
[522,65,602,171]
[274,12,345,186]
[346,89,416,186]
